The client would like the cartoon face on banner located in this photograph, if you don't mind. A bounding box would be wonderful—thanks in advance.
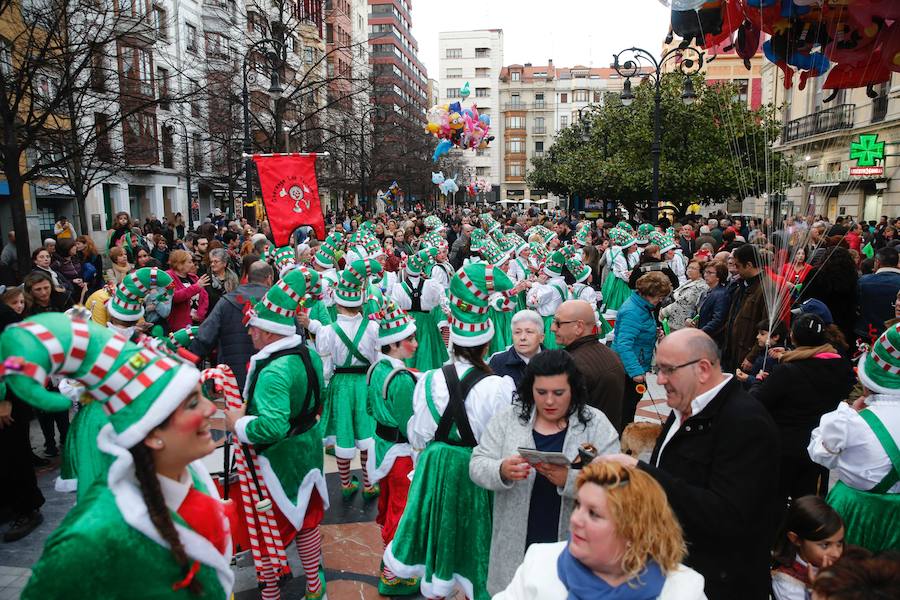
[274,176,313,214]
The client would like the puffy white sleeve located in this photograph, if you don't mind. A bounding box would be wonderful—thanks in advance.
[408,371,440,450]
[421,279,445,311]
[313,325,337,382]
[612,252,630,281]
[575,285,597,305]
[526,282,557,310]
[808,403,857,470]
[390,282,412,310]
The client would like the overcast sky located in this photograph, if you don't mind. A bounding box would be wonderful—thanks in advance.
[411,0,673,77]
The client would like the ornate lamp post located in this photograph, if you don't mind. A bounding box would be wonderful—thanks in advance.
[242,39,284,225]
[612,45,704,223]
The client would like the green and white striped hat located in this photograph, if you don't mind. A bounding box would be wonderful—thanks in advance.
[649,231,676,253]
[480,213,501,234]
[480,238,509,267]
[504,233,528,255]
[272,245,297,275]
[566,256,591,283]
[335,258,383,307]
[0,312,199,448]
[526,224,557,245]
[407,247,438,277]
[529,241,550,262]
[609,227,636,249]
[246,266,320,335]
[574,224,591,247]
[107,267,174,322]
[315,231,344,268]
[448,263,514,347]
[637,223,655,246]
[375,302,416,346]
[616,221,634,233]
[470,228,488,252]
[859,322,900,395]
[422,230,447,250]
[166,326,198,353]
[543,249,568,277]
[424,215,444,232]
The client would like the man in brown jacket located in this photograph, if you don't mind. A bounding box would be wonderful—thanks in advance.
[723,244,769,371]
[553,300,627,431]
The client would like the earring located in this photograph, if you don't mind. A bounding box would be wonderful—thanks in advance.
[154,439,164,448]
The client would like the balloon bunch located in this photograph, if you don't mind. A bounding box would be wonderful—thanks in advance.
[466,177,493,197]
[668,0,900,95]
[439,177,459,196]
[426,82,495,162]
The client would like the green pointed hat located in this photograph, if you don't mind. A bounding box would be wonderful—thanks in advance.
[609,227,636,249]
[272,245,297,274]
[480,238,509,267]
[650,231,676,253]
[496,232,516,254]
[543,248,568,277]
[574,224,591,247]
[858,322,900,395]
[448,264,514,347]
[504,232,528,255]
[335,258,383,307]
[424,215,444,231]
[637,223,655,245]
[247,266,320,335]
[0,312,199,447]
[374,302,417,346]
[107,267,174,322]
[407,247,438,276]
[526,224,557,245]
[616,220,634,233]
[315,231,344,268]
[470,228,488,252]
[166,325,198,353]
[346,230,383,262]
[422,230,448,250]
[480,213,501,234]
[566,256,591,283]
[529,240,550,262]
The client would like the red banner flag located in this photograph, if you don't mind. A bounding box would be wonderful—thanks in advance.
[252,153,326,245]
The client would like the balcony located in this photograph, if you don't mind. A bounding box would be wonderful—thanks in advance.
[533,127,546,135]
[872,94,889,123]
[503,102,527,111]
[782,103,855,143]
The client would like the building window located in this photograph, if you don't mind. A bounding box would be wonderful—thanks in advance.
[34,72,58,100]
[574,89,589,102]
[534,92,544,108]
[161,124,173,168]
[534,141,544,155]
[734,79,749,104]
[475,47,489,58]
[511,71,520,81]
[446,87,460,98]
[122,111,157,165]
[506,116,524,129]
[593,91,602,102]
[445,48,462,59]
[446,68,462,79]
[153,5,167,40]
[157,67,169,109]
[476,167,490,176]
[510,92,521,107]
[186,23,197,52]
[508,164,523,177]
[475,87,489,98]
[534,116,545,134]
[560,115,568,128]
[507,139,523,153]
[304,46,314,64]
[0,39,11,76]
[190,80,200,117]
[476,148,490,157]
[90,47,105,91]
[476,67,489,78]
[560,92,568,103]
[192,132,203,170]
[95,113,112,160]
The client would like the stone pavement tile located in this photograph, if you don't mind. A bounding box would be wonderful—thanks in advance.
[321,472,379,526]
[322,522,383,575]
[0,587,22,600]
[321,579,381,599]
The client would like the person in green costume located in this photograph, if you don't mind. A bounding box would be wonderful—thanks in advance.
[308,258,383,500]
[809,321,900,553]
[4,313,234,599]
[525,248,571,350]
[366,303,421,596]
[390,247,448,371]
[383,263,516,600]
[311,231,343,322]
[600,227,639,312]
[228,265,329,600]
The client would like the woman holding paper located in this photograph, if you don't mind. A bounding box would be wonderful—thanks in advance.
[469,350,619,595]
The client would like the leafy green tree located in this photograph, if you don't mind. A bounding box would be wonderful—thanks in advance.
[528,74,795,218]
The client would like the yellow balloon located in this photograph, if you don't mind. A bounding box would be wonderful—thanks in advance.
[426,123,440,133]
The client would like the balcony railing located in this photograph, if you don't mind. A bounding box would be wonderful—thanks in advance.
[503,102,526,111]
[782,103,855,143]
[533,127,546,134]
[872,94,889,123]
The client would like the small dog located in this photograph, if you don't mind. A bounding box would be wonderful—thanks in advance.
[621,422,662,463]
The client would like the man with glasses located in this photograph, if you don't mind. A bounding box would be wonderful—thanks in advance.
[551,300,626,431]
[603,328,779,600]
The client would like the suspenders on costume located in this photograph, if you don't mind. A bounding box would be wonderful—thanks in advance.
[332,320,371,375]
[432,365,489,448]
[860,409,900,494]
[403,278,425,313]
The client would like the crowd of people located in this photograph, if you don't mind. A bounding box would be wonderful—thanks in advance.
[0,205,898,600]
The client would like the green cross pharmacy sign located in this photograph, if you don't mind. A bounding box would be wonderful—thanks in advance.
[849,134,885,177]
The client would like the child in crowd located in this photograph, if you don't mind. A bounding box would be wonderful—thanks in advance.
[771,496,845,600]
[736,319,787,387]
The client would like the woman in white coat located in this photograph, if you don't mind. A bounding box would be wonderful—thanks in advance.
[470,350,619,595]
[494,461,707,600]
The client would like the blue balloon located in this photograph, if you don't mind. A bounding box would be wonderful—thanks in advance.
[432,139,452,162]
[448,102,462,114]
[479,114,491,126]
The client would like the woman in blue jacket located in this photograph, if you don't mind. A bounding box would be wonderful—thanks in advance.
[697,259,730,345]
[611,271,672,426]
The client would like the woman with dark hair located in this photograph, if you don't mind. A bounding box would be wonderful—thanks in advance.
[470,350,619,594]
[12,316,233,598]
[31,247,72,303]
[55,238,85,303]
[696,259,730,344]
[799,246,859,345]
[384,264,517,600]
[750,314,854,502]
[75,235,103,294]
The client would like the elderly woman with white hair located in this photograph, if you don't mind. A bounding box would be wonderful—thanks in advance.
[489,310,545,387]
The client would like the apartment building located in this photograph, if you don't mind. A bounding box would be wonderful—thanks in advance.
[766,65,899,221]
[498,61,624,205]
[368,0,428,119]
[437,29,503,202]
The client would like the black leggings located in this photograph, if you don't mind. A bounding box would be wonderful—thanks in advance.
[37,409,69,450]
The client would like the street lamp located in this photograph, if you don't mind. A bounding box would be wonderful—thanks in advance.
[242,39,285,225]
[612,45,704,223]
[163,117,193,232]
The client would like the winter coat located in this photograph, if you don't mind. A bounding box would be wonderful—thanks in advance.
[640,378,780,600]
[660,278,708,331]
[165,269,209,332]
[698,284,729,343]
[565,335,627,432]
[189,283,268,389]
[611,293,658,379]
[799,251,858,344]
[855,267,900,341]
[469,406,620,595]
[628,257,679,291]
[723,274,767,370]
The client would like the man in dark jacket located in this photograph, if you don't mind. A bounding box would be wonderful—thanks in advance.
[604,329,780,600]
[855,246,900,342]
[190,260,273,388]
[488,309,544,387]
[553,300,626,431]
[678,224,696,259]
[723,244,769,371]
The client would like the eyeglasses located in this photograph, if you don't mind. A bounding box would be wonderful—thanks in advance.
[552,318,579,327]
[653,358,703,376]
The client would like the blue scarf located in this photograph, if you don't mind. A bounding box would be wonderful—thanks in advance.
[557,542,666,600]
